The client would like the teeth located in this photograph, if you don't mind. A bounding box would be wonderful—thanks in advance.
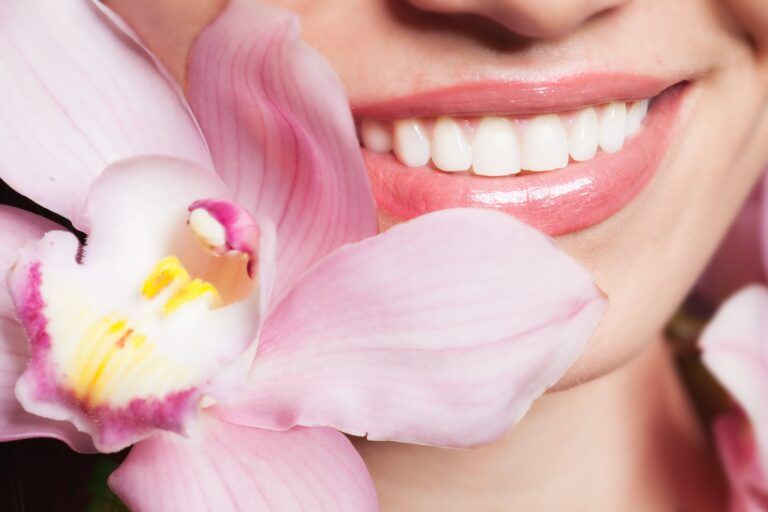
[626,99,649,136]
[471,117,521,176]
[361,119,392,154]
[361,97,653,175]
[431,117,472,172]
[393,118,431,167]
[568,107,599,162]
[598,101,627,154]
[521,114,569,172]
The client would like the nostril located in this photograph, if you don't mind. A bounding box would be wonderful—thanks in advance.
[405,0,628,39]
[493,10,584,39]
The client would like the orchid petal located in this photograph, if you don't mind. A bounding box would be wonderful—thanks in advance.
[714,411,768,512]
[188,0,377,300]
[701,285,768,472]
[0,206,93,451]
[215,208,606,447]
[109,416,377,512]
[0,0,211,228]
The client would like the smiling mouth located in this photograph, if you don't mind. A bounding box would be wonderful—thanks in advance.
[354,75,688,235]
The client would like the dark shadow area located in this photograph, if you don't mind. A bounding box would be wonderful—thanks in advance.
[1,180,85,245]
[0,438,97,512]
[384,0,533,53]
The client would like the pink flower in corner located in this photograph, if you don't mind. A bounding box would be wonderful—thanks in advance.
[700,175,768,512]
[0,1,606,511]
[701,286,768,512]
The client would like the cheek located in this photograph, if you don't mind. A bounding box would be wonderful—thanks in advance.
[553,62,768,390]
[724,0,768,51]
[104,0,225,84]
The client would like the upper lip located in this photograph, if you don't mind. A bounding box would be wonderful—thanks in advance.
[351,73,673,119]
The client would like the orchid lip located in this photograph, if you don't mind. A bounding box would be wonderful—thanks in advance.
[7,186,262,452]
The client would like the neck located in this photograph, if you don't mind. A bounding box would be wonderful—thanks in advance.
[353,339,727,511]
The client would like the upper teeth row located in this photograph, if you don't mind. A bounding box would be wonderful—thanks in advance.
[360,99,649,176]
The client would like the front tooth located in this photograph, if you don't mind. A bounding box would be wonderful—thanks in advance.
[431,117,472,172]
[393,118,431,167]
[598,102,627,153]
[625,99,649,136]
[361,119,392,154]
[472,117,521,176]
[568,107,598,162]
[521,114,569,172]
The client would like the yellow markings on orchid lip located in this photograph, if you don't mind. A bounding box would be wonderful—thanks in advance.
[69,316,158,406]
[108,319,127,334]
[141,256,221,315]
[66,256,222,406]
[71,316,121,396]
[163,278,221,315]
[141,256,190,299]
[129,333,147,349]
[88,331,156,405]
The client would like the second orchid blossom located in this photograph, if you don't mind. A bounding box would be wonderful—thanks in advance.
[0,0,606,510]
[699,176,768,511]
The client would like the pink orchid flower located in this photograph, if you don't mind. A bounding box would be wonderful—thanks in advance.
[0,0,606,510]
[700,175,768,511]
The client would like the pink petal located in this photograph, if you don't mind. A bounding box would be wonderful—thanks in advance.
[0,0,211,228]
[215,208,606,447]
[187,0,377,299]
[0,206,93,451]
[110,416,377,512]
[714,411,768,512]
[701,285,768,471]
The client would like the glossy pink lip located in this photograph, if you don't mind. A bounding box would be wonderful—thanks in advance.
[353,74,672,119]
[360,80,686,236]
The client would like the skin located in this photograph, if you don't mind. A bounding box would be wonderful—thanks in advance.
[110,0,768,509]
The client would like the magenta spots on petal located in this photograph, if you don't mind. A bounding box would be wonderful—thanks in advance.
[13,261,57,397]
[15,262,50,351]
[13,261,201,450]
[82,389,199,451]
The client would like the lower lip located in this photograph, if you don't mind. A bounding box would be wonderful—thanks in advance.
[363,84,686,236]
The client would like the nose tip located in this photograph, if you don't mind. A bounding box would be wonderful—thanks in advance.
[407,0,627,39]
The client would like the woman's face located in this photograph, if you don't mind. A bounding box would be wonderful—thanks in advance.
[115,0,768,387]
[257,0,768,388]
